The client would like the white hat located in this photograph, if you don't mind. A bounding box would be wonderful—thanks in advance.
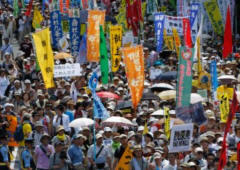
[138,126,144,131]
[104,127,112,132]
[217,137,223,143]
[4,103,14,108]
[96,134,103,140]
[24,79,31,84]
[195,147,203,153]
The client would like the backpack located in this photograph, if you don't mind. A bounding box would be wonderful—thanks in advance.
[14,125,24,142]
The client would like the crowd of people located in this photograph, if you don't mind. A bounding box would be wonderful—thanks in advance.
[0,0,240,170]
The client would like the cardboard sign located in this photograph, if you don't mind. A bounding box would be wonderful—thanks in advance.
[54,63,82,78]
[169,123,193,153]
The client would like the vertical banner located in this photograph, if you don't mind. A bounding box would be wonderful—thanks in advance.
[99,26,109,84]
[219,93,229,123]
[32,28,55,89]
[59,0,69,14]
[81,0,88,9]
[115,0,128,33]
[109,25,122,72]
[32,7,43,29]
[237,142,240,170]
[146,0,158,14]
[172,28,181,57]
[122,45,144,109]
[87,10,105,62]
[176,46,194,108]
[13,0,19,17]
[50,10,63,49]
[204,0,224,35]
[177,0,188,17]
[189,2,200,43]
[163,29,174,50]
[154,13,165,52]
[210,60,218,100]
[222,5,232,58]
[25,0,33,16]
[69,9,81,57]
[164,107,170,140]
[77,33,87,64]
[183,18,192,48]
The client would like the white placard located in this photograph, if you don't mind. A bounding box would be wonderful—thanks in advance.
[165,16,187,35]
[54,63,82,78]
[169,123,193,153]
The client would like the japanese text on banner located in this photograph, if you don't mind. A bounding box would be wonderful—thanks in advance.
[32,28,55,89]
[154,13,165,52]
[122,45,145,109]
[69,17,81,57]
[87,10,105,62]
[109,25,122,72]
[220,93,229,123]
[50,10,63,49]
[204,0,224,35]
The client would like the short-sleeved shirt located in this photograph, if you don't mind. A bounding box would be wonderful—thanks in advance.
[87,144,111,164]
[0,145,8,162]
[21,149,32,168]
[34,144,55,169]
[68,144,83,165]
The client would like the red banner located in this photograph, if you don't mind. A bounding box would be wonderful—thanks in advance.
[222,5,232,58]
[237,143,240,170]
[218,91,239,170]
[25,0,33,16]
[183,18,192,48]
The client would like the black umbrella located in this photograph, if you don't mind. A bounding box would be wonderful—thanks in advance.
[116,101,132,110]
[156,71,177,81]
[141,92,160,100]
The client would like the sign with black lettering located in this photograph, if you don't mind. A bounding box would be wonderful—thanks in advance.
[169,123,193,153]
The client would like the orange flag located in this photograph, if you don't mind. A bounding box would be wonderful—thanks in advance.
[59,0,69,14]
[87,10,105,62]
[122,45,144,109]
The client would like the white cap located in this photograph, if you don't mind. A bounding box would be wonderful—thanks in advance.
[96,134,103,140]
[195,147,203,153]
[104,127,112,132]
[217,137,223,143]
[138,126,144,131]
[24,79,31,84]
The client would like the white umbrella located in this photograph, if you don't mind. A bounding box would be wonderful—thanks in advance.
[151,110,164,116]
[218,75,237,81]
[102,116,135,127]
[151,83,175,90]
[191,93,204,104]
[69,118,94,128]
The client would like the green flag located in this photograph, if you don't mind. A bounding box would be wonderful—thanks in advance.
[100,25,109,84]
[13,0,19,17]
[21,0,25,8]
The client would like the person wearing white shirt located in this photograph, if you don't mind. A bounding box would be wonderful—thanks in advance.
[163,153,178,170]
[53,104,71,134]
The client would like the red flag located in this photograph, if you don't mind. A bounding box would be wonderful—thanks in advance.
[25,0,33,16]
[183,18,192,48]
[237,143,240,170]
[126,0,142,36]
[222,5,232,58]
[218,91,239,170]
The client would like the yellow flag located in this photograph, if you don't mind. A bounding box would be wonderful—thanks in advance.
[32,7,43,29]
[115,0,128,33]
[110,25,122,72]
[217,85,233,100]
[164,107,170,139]
[143,121,149,135]
[220,93,229,123]
[172,28,181,57]
[163,29,174,50]
[32,28,55,88]
[115,145,133,170]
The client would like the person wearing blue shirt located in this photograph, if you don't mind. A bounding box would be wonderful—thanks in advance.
[68,134,85,170]
[0,135,10,170]
[21,138,35,170]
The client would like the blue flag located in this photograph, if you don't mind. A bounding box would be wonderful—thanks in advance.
[154,13,165,52]
[69,17,81,57]
[77,33,87,64]
[190,3,200,27]
[88,73,109,119]
[210,60,218,100]
[50,10,63,48]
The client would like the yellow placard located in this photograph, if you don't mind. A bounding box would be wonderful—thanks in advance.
[219,93,229,123]
[115,145,133,170]
[164,107,170,139]
[32,28,55,88]
[110,25,122,72]
[217,85,233,100]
